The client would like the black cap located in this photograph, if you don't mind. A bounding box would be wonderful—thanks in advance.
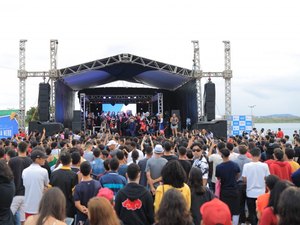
[31,150,48,160]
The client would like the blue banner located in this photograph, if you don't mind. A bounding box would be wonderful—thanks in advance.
[0,116,19,139]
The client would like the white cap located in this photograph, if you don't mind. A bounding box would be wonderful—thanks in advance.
[154,144,164,154]
[107,140,117,146]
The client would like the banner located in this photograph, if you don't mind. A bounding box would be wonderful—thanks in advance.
[0,115,19,139]
[231,115,252,136]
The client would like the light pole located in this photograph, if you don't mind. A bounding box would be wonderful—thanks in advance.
[248,105,256,128]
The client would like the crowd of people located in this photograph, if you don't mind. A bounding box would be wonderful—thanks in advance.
[85,111,180,137]
[0,126,300,225]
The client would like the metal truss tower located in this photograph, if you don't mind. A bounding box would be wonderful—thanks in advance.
[18,40,27,130]
[50,40,59,120]
[17,40,58,130]
[191,41,233,135]
[192,40,203,122]
[223,41,232,136]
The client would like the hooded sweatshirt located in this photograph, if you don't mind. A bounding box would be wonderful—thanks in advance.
[115,183,154,225]
[268,160,292,181]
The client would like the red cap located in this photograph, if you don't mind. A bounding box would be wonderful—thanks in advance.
[200,198,231,225]
[97,188,114,202]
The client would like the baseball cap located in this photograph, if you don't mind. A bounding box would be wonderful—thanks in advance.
[154,144,164,154]
[107,140,117,146]
[200,198,231,225]
[97,188,114,202]
[30,150,48,160]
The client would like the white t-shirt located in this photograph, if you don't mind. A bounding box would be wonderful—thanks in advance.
[229,152,239,161]
[208,153,223,183]
[242,161,270,198]
[22,163,49,214]
[127,149,144,164]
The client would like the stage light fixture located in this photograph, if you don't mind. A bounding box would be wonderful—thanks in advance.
[134,96,137,99]
[108,96,111,99]
[103,97,106,99]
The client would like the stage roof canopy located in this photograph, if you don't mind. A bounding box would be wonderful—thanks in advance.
[59,53,193,91]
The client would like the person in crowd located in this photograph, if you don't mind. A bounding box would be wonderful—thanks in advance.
[161,141,178,161]
[178,146,192,181]
[127,141,144,163]
[256,175,280,221]
[242,147,270,225]
[116,150,128,177]
[115,163,154,225]
[170,113,179,137]
[285,147,300,173]
[87,197,121,225]
[227,142,239,161]
[83,141,94,162]
[154,160,190,212]
[138,145,153,187]
[291,167,300,187]
[0,159,15,225]
[24,187,67,225]
[155,188,193,225]
[50,142,61,159]
[8,141,32,225]
[22,149,49,219]
[91,147,105,178]
[50,152,78,218]
[192,143,209,186]
[276,128,284,139]
[208,141,225,192]
[267,148,292,180]
[45,146,57,169]
[74,161,101,224]
[145,144,168,195]
[188,167,214,225]
[128,150,139,165]
[216,148,240,225]
[99,157,127,195]
[260,180,294,225]
[200,197,232,225]
[278,186,300,225]
[107,140,119,158]
[70,150,83,182]
[233,144,251,224]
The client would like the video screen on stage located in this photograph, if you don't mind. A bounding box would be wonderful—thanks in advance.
[102,104,136,116]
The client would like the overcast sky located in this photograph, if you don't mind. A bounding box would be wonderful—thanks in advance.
[0,0,299,117]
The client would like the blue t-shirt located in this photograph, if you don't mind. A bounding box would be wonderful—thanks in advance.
[99,171,127,195]
[91,158,105,176]
[118,164,128,178]
[216,161,240,190]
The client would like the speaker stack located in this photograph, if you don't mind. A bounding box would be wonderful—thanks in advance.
[204,80,216,121]
[38,83,50,122]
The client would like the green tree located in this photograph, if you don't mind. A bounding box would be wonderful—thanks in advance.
[25,107,39,124]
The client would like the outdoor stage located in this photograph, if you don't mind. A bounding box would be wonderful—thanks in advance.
[51,53,227,138]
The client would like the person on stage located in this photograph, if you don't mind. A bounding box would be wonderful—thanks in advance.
[170,113,179,137]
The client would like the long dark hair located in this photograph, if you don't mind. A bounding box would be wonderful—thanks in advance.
[36,187,66,225]
[278,187,300,225]
[188,167,205,195]
[131,150,139,164]
[0,159,13,182]
[156,189,193,225]
[268,180,294,214]
[161,160,186,188]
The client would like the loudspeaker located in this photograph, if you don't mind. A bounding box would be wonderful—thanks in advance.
[29,121,64,137]
[193,120,227,139]
[204,81,216,121]
[204,102,215,121]
[38,83,50,122]
[73,110,81,122]
[72,122,81,132]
